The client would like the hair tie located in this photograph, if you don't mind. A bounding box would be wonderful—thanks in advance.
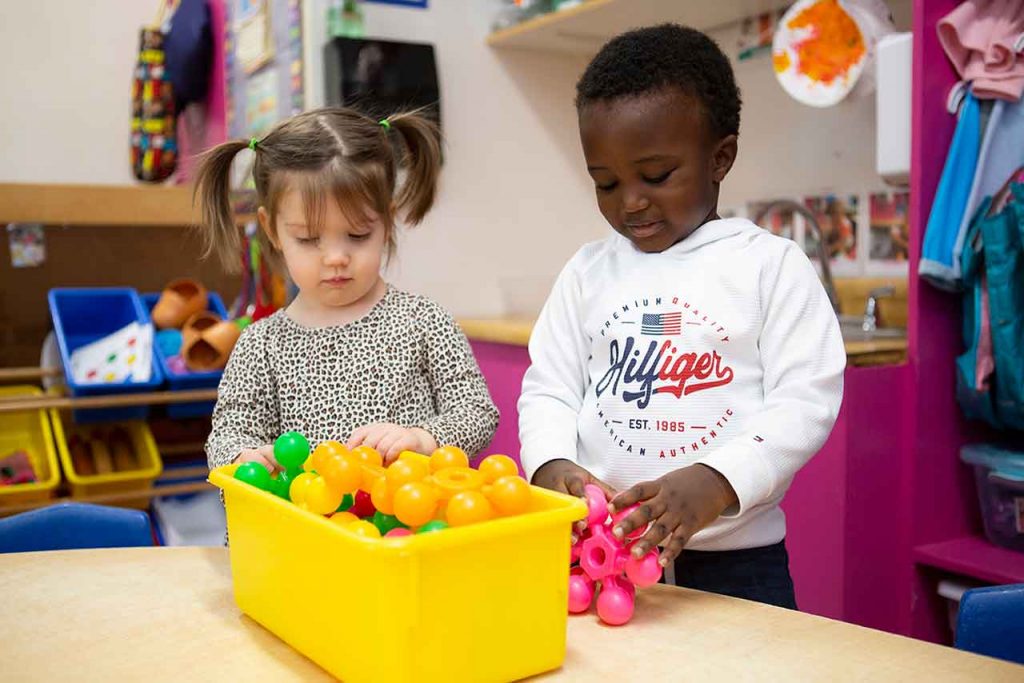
[378,118,391,131]
[248,137,259,151]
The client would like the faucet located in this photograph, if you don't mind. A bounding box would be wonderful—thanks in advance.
[753,199,841,315]
[862,286,895,332]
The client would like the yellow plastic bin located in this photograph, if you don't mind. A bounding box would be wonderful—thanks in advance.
[0,386,61,506]
[51,411,162,507]
[209,465,586,683]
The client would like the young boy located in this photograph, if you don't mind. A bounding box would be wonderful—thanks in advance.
[519,24,845,608]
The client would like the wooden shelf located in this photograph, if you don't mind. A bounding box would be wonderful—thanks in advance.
[0,182,198,227]
[0,388,219,414]
[913,536,1024,585]
[459,318,534,346]
[487,0,792,55]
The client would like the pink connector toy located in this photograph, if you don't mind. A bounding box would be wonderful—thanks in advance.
[568,484,663,625]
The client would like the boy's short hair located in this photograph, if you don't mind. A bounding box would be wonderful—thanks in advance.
[575,23,742,140]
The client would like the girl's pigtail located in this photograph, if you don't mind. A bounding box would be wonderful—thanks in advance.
[194,139,250,271]
[385,110,442,225]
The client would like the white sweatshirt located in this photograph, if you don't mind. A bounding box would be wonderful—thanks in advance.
[518,218,845,551]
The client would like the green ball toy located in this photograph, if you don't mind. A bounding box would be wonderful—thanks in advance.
[234,462,272,491]
[337,493,354,513]
[270,469,297,500]
[274,432,310,471]
[371,511,408,535]
[416,520,448,534]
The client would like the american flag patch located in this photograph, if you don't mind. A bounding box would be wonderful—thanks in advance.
[641,312,682,335]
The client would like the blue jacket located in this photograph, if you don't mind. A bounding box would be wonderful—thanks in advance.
[957,183,1024,430]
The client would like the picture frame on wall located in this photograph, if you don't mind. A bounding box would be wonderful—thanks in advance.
[802,194,859,272]
[868,192,910,263]
[365,0,428,7]
[747,199,797,240]
[746,190,911,279]
[236,0,274,74]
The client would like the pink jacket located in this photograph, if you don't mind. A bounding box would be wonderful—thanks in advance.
[938,0,1024,101]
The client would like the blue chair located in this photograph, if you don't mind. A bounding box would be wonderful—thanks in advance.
[955,584,1024,664]
[0,503,153,553]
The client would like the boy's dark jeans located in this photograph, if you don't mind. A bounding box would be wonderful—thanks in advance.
[665,540,798,610]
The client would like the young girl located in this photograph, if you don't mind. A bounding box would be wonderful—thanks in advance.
[520,25,845,609]
[198,107,498,471]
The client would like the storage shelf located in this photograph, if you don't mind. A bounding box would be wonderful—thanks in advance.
[0,183,200,227]
[913,536,1024,585]
[0,367,62,383]
[487,0,792,55]
[0,387,219,414]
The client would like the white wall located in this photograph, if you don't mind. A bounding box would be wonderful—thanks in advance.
[0,1,911,317]
[306,0,600,318]
[0,1,159,185]
[308,0,912,316]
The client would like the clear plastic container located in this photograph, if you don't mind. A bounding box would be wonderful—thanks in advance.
[961,444,1024,552]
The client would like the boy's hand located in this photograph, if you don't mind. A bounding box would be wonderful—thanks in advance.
[533,459,617,538]
[532,459,617,499]
[608,464,738,567]
[347,423,438,465]
[232,445,278,472]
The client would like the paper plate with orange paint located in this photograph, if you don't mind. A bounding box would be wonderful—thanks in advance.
[772,0,867,107]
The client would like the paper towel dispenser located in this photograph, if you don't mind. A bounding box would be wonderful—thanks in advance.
[876,32,912,187]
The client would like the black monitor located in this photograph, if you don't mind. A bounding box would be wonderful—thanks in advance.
[323,37,441,131]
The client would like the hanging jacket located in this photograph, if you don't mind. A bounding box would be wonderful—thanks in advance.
[957,182,1024,430]
[920,92,982,290]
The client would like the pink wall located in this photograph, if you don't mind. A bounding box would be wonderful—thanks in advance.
[781,402,846,619]
[902,0,989,642]
[781,364,908,626]
[470,341,530,470]
[842,364,910,632]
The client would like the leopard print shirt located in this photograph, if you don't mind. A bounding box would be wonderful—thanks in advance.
[206,286,499,468]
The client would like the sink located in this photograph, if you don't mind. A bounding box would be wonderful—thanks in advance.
[839,321,906,343]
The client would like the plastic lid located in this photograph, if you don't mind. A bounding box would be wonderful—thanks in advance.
[961,444,1024,479]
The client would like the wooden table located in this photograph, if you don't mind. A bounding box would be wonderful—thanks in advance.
[1,547,1019,682]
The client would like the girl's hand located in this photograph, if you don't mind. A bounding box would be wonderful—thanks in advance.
[608,464,738,567]
[347,423,438,465]
[232,445,278,472]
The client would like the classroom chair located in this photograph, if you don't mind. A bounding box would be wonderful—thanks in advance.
[0,502,153,553]
[955,583,1024,664]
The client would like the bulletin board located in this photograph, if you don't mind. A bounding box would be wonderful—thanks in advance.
[225,0,305,138]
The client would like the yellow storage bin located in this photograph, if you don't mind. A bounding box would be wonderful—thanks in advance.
[0,386,60,505]
[51,411,162,506]
[210,465,586,683]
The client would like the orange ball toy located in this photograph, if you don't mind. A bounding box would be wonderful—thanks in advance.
[429,445,469,472]
[393,481,439,527]
[488,475,532,516]
[447,490,494,527]
[478,454,519,483]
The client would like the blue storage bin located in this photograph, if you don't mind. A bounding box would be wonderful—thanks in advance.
[142,292,228,419]
[48,288,164,423]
